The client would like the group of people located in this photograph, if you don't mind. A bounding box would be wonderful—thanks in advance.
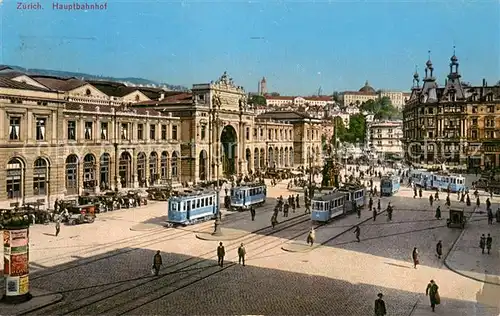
[270,195,301,228]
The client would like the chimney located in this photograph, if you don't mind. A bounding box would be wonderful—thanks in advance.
[159,93,165,101]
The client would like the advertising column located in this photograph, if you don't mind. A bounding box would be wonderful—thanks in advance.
[2,224,32,303]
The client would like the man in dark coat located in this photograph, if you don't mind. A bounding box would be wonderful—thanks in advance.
[153,250,162,276]
[55,219,61,237]
[217,242,225,267]
[480,234,486,254]
[354,225,360,242]
[486,234,492,255]
[373,207,377,221]
[436,240,443,259]
[238,243,246,266]
[435,206,441,220]
[374,293,387,316]
[250,207,256,221]
[426,280,440,312]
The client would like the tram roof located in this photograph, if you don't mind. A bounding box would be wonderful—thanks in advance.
[338,184,364,191]
[173,188,215,197]
[233,183,266,190]
[312,191,345,201]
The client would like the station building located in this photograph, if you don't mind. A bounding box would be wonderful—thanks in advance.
[0,68,322,208]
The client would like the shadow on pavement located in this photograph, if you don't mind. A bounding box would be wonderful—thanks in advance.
[10,247,499,316]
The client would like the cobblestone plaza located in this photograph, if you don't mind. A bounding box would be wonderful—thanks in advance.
[1,169,499,315]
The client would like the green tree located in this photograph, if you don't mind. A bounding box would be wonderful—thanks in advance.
[249,95,267,106]
[332,116,347,146]
[270,92,280,96]
[360,96,402,120]
[346,113,366,143]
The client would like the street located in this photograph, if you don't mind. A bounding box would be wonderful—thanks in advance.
[1,171,499,315]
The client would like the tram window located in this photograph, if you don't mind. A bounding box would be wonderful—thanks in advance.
[196,199,200,208]
[209,197,213,205]
[181,202,185,211]
[187,200,191,211]
[171,203,177,211]
[201,199,205,207]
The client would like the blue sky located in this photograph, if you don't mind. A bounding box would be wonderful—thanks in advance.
[1,0,499,95]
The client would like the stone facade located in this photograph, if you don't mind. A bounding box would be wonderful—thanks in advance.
[369,120,403,157]
[0,70,321,208]
[402,54,500,169]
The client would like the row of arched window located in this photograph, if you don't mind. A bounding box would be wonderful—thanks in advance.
[5,151,180,199]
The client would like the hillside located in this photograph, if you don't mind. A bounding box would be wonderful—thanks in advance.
[4,65,189,91]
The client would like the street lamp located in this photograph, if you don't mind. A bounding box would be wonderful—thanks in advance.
[212,96,223,236]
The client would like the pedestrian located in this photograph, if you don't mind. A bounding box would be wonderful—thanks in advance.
[217,242,225,267]
[373,207,377,221]
[354,225,360,242]
[238,243,246,266]
[476,197,481,207]
[419,187,423,198]
[283,202,289,217]
[486,234,492,255]
[369,197,373,210]
[486,198,491,210]
[426,280,440,312]
[296,194,300,208]
[487,208,493,225]
[356,203,361,219]
[480,234,486,254]
[414,187,417,199]
[152,250,162,276]
[412,247,419,268]
[55,219,61,237]
[306,228,315,246]
[387,204,393,221]
[429,194,434,207]
[446,195,451,207]
[374,293,387,316]
[271,215,278,228]
[435,206,441,220]
[377,199,381,211]
[466,194,471,206]
[436,240,442,259]
[250,207,256,221]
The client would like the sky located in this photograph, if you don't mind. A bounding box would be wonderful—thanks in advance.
[1,0,499,95]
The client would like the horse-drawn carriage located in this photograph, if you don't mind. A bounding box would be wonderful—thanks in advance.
[146,186,171,201]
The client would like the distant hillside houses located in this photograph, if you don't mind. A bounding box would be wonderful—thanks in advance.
[265,95,335,107]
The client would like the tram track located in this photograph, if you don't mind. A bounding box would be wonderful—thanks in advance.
[22,214,311,316]
[28,200,277,281]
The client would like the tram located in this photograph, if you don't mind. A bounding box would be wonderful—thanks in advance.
[311,192,346,223]
[430,173,466,193]
[167,188,218,225]
[410,169,432,188]
[230,183,267,211]
[380,174,401,196]
[339,184,367,213]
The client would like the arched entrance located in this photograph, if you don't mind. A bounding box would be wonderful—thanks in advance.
[100,153,111,190]
[246,148,252,173]
[119,152,132,188]
[284,148,289,167]
[7,158,24,199]
[172,151,179,180]
[220,125,237,176]
[65,154,79,195]
[254,148,259,171]
[83,154,96,191]
[149,152,158,186]
[137,152,146,187]
[289,147,294,167]
[199,150,208,181]
[268,147,274,168]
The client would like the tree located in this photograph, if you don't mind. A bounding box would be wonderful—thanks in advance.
[360,96,402,120]
[332,116,347,146]
[249,95,267,106]
[270,92,280,96]
[331,91,341,103]
[347,113,366,143]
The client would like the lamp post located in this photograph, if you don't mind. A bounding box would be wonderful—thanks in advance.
[308,117,314,198]
[212,96,223,236]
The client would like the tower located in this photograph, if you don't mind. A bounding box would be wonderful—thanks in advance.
[260,77,267,95]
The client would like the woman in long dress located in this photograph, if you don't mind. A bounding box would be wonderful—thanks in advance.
[412,247,419,269]
[426,280,440,312]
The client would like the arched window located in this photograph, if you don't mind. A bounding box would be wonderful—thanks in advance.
[172,151,179,180]
[161,151,169,180]
[65,155,79,195]
[7,158,23,199]
[119,152,132,188]
[149,152,158,186]
[137,152,146,187]
[100,154,110,190]
[83,154,96,190]
[33,158,48,196]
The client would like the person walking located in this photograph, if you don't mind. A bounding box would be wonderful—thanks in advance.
[480,234,486,254]
[429,194,434,207]
[374,293,387,316]
[238,243,246,266]
[55,219,61,237]
[354,225,361,242]
[377,199,381,212]
[412,247,419,269]
[250,207,256,221]
[373,207,377,221]
[435,206,441,220]
[152,250,162,276]
[486,234,492,255]
[426,280,440,312]
[217,242,225,267]
[487,208,493,225]
[296,194,300,208]
[436,240,443,259]
[306,228,316,246]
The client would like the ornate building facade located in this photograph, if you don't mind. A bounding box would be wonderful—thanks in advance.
[402,53,500,169]
[0,69,322,208]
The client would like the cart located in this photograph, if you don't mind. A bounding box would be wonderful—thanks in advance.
[66,204,96,225]
[447,208,466,229]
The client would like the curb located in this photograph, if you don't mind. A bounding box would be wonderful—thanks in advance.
[443,207,500,286]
